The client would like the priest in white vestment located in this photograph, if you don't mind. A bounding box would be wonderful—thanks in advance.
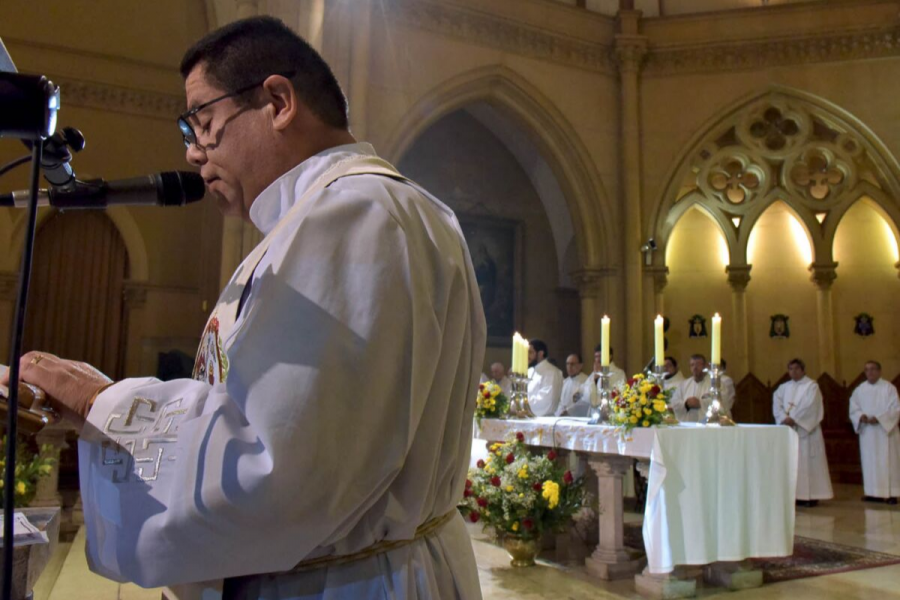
[4,17,486,600]
[670,355,712,423]
[556,353,588,416]
[773,358,833,505]
[579,345,627,406]
[526,339,563,416]
[662,356,684,391]
[490,362,512,398]
[849,360,900,502]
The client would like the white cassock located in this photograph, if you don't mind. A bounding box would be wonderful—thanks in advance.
[662,371,684,391]
[493,376,512,399]
[670,375,711,423]
[773,376,833,501]
[77,143,486,599]
[849,379,900,498]
[527,359,564,416]
[555,372,588,416]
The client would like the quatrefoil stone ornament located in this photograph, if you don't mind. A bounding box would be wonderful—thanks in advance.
[748,107,801,152]
[709,160,760,204]
[791,152,845,200]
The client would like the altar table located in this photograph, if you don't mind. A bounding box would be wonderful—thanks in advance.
[476,418,798,581]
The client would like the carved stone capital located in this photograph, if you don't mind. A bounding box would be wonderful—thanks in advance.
[122,281,149,309]
[809,262,839,290]
[726,264,752,292]
[0,272,17,301]
[643,265,669,294]
[572,267,616,298]
[614,35,648,75]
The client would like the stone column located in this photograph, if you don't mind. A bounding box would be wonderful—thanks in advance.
[726,265,752,379]
[644,265,668,329]
[573,268,614,367]
[29,423,71,508]
[810,262,838,376]
[615,12,648,375]
[586,456,644,580]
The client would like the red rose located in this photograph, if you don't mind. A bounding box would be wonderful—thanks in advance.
[479,383,484,390]
[522,518,534,530]
[491,476,501,487]
[628,378,636,387]
[483,390,491,398]
[465,478,473,489]
[611,390,619,399]
[476,459,486,469]
[564,470,574,484]
[650,385,661,396]
[463,488,473,498]
[469,511,480,523]
[506,453,515,464]
[547,450,557,461]
[516,432,525,442]
[477,497,488,508]
[533,482,543,491]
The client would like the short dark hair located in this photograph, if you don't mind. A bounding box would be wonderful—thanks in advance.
[567,353,583,363]
[665,356,678,369]
[530,339,549,360]
[690,354,707,363]
[593,345,614,358]
[788,358,806,371]
[865,360,882,370]
[180,16,348,129]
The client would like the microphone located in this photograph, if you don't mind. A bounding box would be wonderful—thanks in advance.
[0,171,205,209]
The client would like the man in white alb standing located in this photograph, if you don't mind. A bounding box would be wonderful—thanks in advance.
[526,339,563,416]
[670,354,711,423]
[773,358,833,506]
[490,362,512,398]
[849,360,900,504]
[3,17,486,600]
[662,356,684,391]
[556,353,588,416]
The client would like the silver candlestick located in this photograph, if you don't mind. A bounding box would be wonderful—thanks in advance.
[701,363,735,426]
[511,372,535,419]
[588,366,611,425]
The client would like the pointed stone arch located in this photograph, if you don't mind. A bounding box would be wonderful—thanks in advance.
[651,85,900,272]
[382,65,614,270]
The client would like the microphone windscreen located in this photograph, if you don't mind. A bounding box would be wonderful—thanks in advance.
[158,171,205,206]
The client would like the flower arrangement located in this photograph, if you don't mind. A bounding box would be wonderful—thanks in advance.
[458,432,588,541]
[474,381,510,426]
[0,438,55,508]
[609,373,673,436]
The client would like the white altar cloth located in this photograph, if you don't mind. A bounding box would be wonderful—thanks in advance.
[477,418,798,574]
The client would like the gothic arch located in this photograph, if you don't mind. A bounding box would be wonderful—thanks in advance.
[651,85,900,270]
[382,65,614,269]
[7,207,150,281]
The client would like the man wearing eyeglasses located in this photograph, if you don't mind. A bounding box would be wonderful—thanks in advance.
[3,16,486,600]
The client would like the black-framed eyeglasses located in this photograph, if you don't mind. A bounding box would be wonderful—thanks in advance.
[177,72,294,149]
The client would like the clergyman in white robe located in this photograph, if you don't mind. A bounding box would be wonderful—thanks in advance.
[850,377,900,499]
[663,370,684,392]
[77,143,486,599]
[670,374,711,423]
[527,359,564,416]
[556,372,588,416]
[773,376,834,501]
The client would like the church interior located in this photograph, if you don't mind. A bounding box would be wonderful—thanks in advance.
[1,0,899,598]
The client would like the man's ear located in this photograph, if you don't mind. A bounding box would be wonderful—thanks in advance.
[261,74,298,132]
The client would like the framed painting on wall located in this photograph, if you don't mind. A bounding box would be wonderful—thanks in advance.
[458,215,523,347]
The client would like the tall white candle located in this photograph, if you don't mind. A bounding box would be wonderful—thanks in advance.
[601,315,610,367]
[711,313,722,366]
[511,333,519,375]
[654,315,665,368]
[521,337,529,373]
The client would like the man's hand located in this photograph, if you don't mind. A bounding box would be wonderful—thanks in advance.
[685,396,701,409]
[868,416,879,426]
[782,416,797,427]
[0,352,112,424]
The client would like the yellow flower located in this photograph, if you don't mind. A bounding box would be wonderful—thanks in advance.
[643,420,650,427]
[15,481,26,496]
[629,416,638,424]
[39,464,52,475]
[542,480,560,509]
[506,485,514,492]
[519,493,524,498]
[512,522,520,532]
[517,466,529,479]
[644,408,652,416]
[653,401,667,412]
[640,397,648,405]
[496,451,502,456]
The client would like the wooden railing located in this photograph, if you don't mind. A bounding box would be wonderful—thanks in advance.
[732,372,900,484]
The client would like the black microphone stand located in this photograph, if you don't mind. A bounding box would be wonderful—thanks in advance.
[2,142,42,600]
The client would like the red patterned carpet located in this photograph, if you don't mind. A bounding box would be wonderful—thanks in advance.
[749,536,900,583]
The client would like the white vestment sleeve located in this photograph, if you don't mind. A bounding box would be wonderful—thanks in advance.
[791,383,823,433]
[721,376,736,416]
[773,384,787,424]
[849,388,864,433]
[670,382,688,420]
[79,186,476,588]
[876,383,900,434]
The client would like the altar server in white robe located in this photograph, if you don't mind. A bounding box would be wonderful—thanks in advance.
[490,362,512,398]
[556,353,588,416]
[773,358,833,505]
[670,355,712,423]
[580,345,627,405]
[4,17,486,600]
[849,360,900,503]
[662,356,684,391]
[527,339,564,416]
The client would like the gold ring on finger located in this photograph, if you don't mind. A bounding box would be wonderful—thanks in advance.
[30,354,44,366]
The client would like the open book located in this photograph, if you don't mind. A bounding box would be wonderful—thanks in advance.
[0,512,50,547]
